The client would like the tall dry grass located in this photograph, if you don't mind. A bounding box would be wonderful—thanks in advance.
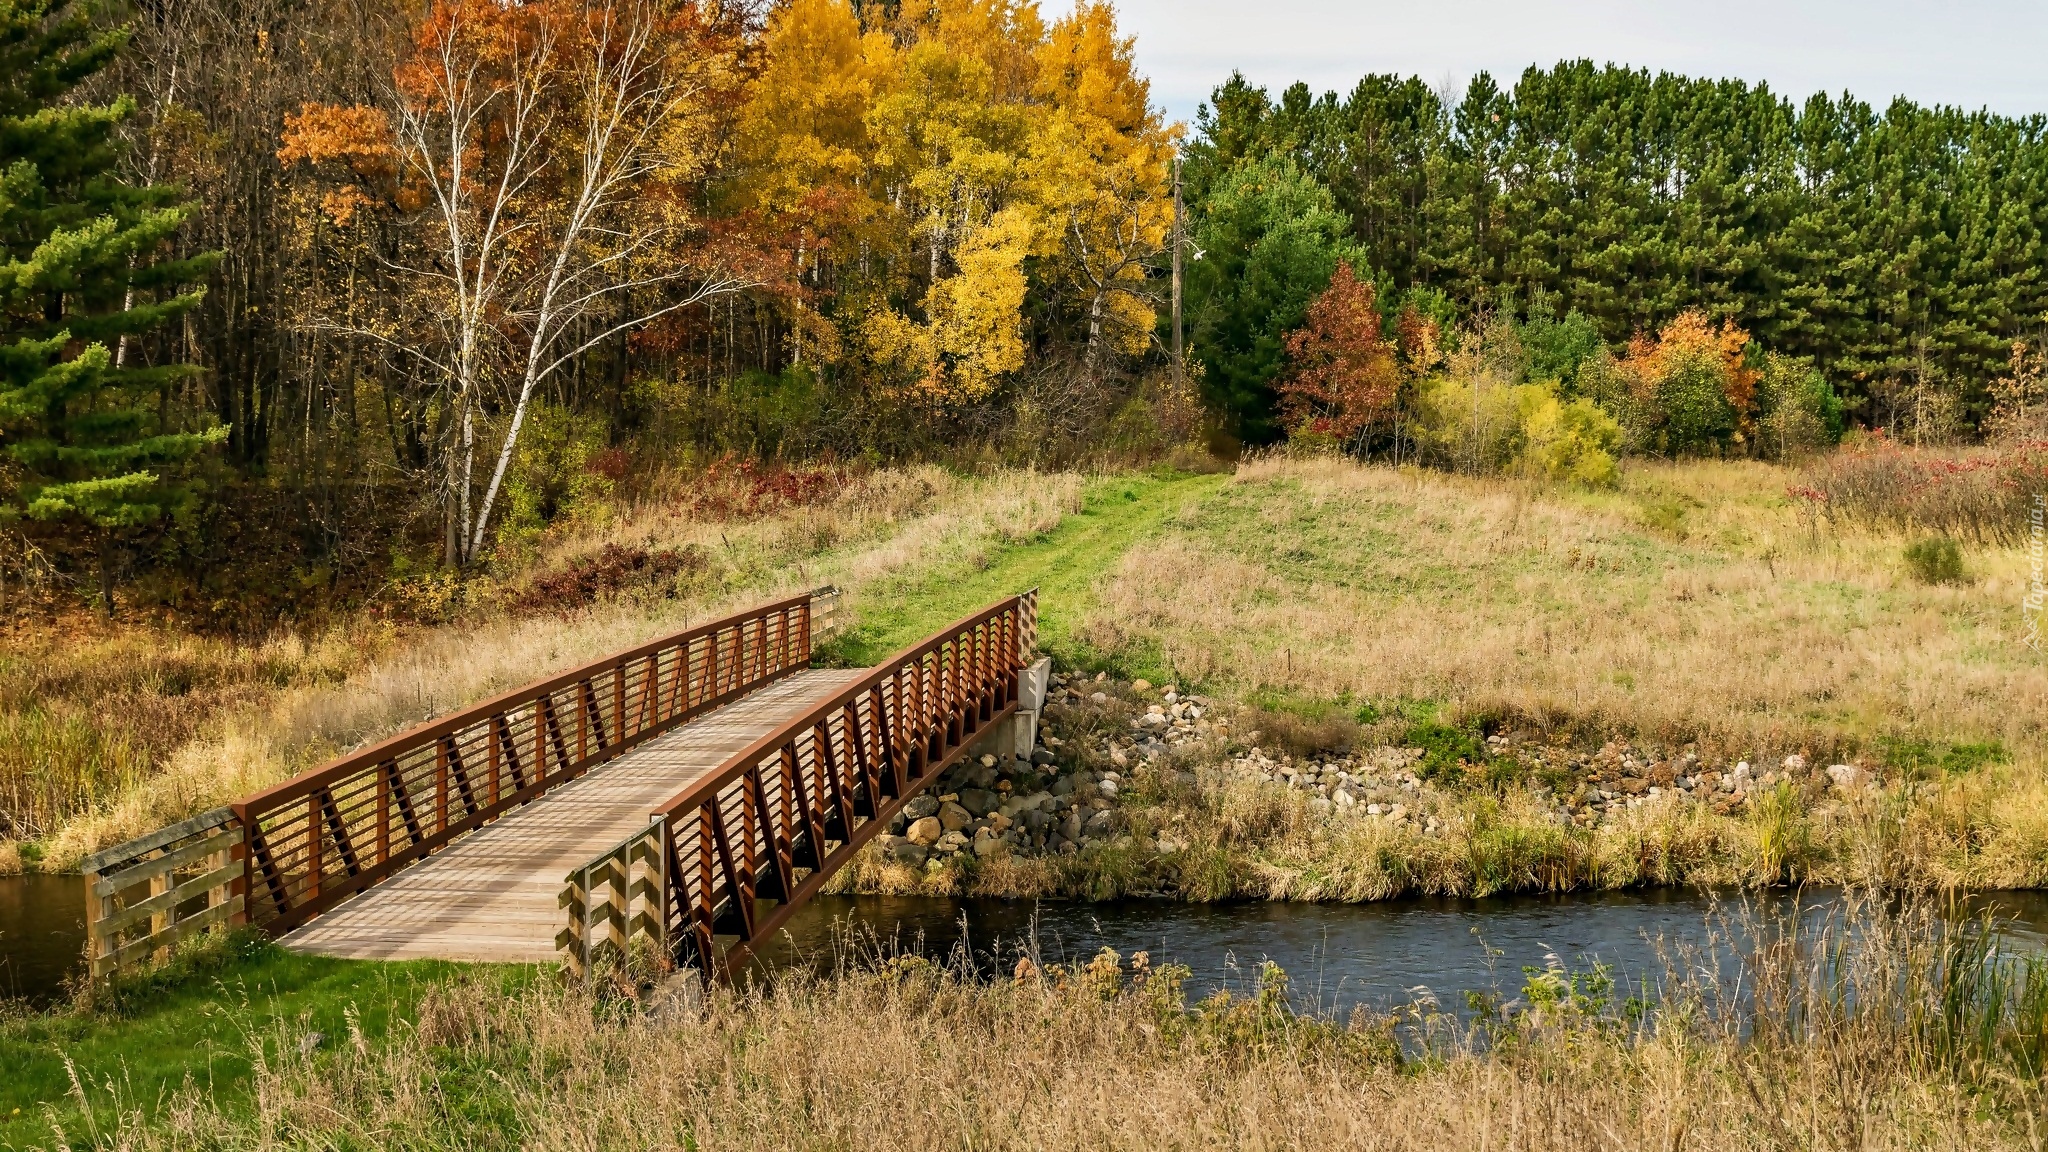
[52,897,2048,1150]
[1081,455,2048,767]
[23,466,1080,872]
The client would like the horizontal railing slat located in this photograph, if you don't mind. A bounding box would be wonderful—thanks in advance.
[83,806,235,875]
[93,860,246,937]
[91,898,241,978]
[92,826,243,898]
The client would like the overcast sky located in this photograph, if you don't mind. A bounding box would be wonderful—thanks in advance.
[1111,0,2048,130]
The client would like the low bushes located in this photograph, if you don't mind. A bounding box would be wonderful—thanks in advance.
[1791,435,2048,545]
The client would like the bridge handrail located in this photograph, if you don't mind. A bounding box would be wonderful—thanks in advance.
[559,589,1036,980]
[228,590,825,936]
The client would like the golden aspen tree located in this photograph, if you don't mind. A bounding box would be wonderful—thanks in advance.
[1030,2,1173,368]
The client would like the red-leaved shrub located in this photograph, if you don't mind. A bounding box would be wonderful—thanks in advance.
[1791,434,2048,545]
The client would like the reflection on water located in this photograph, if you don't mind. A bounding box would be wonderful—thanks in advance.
[749,888,2048,1016]
[0,874,86,1006]
[6,870,2048,1015]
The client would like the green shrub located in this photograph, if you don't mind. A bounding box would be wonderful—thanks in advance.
[1403,718,1488,785]
[1518,388,1621,487]
[1654,348,1738,455]
[1755,352,1844,460]
[497,403,619,551]
[1903,536,1966,584]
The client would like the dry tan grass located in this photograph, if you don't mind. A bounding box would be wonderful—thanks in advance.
[31,467,1079,872]
[1083,455,2048,763]
[76,914,2048,1152]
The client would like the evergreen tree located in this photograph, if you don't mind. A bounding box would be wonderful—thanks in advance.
[0,0,219,611]
[1184,63,2048,431]
[1185,154,1365,444]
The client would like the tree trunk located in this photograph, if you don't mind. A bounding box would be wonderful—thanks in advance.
[96,536,116,617]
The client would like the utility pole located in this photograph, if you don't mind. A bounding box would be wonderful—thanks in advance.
[1171,154,1184,391]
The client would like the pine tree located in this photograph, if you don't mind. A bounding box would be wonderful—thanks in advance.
[1186,155,1365,444]
[0,0,219,611]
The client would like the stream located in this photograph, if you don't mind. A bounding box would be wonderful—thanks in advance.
[9,874,2048,1013]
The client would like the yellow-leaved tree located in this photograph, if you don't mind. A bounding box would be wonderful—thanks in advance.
[1030,2,1174,369]
[729,0,1172,408]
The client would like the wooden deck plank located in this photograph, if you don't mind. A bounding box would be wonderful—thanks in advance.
[279,669,866,964]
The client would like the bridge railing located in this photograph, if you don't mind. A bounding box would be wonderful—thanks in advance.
[558,589,1037,982]
[80,806,245,978]
[226,591,822,936]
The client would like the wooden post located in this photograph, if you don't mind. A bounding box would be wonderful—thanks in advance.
[376,761,391,867]
[143,854,171,964]
[488,716,502,808]
[83,865,103,975]
[534,698,548,780]
[577,680,592,763]
[435,739,450,836]
[229,818,249,928]
[612,665,625,744]
[305,793,324,907]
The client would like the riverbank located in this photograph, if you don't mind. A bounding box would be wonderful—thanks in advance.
[11,892,2045,1151]
[824,663,2048,903]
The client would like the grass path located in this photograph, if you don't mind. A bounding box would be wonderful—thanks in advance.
[822,469,1229,666]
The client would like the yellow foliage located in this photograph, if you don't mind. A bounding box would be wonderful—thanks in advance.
[1412,374,1621,487]
[864,206,1034,400]
[734,0,1172,403]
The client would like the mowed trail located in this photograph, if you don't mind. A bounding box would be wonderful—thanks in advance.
[828,470,1230,664]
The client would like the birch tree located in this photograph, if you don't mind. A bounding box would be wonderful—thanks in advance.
[282,0,754,565]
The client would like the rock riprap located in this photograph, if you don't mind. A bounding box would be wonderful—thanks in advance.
[863,665,1882,871]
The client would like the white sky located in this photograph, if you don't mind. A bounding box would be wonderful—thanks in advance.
[1111,0,2048,130]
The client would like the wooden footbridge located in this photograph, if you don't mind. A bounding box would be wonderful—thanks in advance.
[81,589,1041,981]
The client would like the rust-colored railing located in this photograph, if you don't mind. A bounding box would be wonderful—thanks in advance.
[229,592,820,935]
[559,590,1037,981]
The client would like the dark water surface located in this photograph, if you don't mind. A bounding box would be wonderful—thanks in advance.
[750,888,2048,1015]
[0,874,86,1005]
[6,872,2047,1013]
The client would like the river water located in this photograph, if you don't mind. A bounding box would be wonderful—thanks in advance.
[753,888,2048,1015]
[9,873,2047,1013]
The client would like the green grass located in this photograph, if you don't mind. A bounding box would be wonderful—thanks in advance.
[0,933,525,1147]
[820,468,1229,668]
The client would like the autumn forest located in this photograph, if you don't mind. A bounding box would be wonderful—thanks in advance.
[6,0,2048,628]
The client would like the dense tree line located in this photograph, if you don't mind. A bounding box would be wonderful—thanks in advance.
[11,0,2047,626]
[0,0,1182,626]
[1184,63,2048,440]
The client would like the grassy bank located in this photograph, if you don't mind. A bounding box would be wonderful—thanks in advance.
[23,899,2048,1150]
[0,933,516,1149]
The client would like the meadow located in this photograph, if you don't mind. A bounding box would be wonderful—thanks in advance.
[11,450,2048,898]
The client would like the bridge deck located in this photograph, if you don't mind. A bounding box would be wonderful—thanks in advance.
[278,668,866,964]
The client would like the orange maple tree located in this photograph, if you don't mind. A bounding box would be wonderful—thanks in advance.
[1277,261,1401,443]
